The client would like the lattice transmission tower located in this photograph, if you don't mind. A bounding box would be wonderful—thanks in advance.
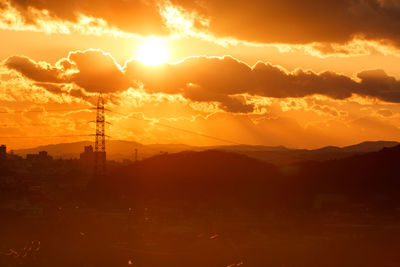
[94,93,106,177]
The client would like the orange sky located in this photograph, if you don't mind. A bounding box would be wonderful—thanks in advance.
[1,0,400,149]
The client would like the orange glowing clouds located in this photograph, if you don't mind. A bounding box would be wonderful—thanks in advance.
[160,4,196,35]
[2,0,400,149]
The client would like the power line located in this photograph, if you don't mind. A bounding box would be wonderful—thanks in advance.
[108,110,243,145]
[0,108,93,114]
[0,108,95,139]
[0,134,92,139]
[0,122,91,127]
[0,106,243,145]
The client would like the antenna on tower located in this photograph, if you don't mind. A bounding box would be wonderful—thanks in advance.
[94,93,106,178]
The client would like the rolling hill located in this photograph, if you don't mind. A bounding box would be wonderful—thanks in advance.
[13,140,399,164]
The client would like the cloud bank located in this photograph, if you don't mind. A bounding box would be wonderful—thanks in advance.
[3,0,400,47]
[4,50,400,113]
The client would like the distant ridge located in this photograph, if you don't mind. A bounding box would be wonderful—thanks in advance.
[13,140,399,164]
[214,140,399,165]
[13,140,197,161]
[340,140,400,152]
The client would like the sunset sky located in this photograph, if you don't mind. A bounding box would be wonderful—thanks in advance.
[2,0,400,149]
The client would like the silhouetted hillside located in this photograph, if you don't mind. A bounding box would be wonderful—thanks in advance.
[298,144,400,206]
[98,145,400,213]
[104,150,280,212]
[216,140,399,164]
[13,140,399,164]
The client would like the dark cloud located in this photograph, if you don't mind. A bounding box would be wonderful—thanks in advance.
[126,56,400,112]
[5,50,132,93]
[68,50,132,93]
[125,56,257,112]
[251,64,356,99]
[126,57,400,111]
[358,69,400,102]
[5,0,400,46]
[5,55,64,83]
[173,0,400,45]
[5,52,400,113]
[217,95,254,113]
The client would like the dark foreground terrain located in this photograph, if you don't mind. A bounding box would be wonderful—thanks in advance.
[1,146,400,267]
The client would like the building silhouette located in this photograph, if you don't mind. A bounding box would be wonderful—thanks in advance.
[0,144,6,159]
[80,145,94,166]
[26,151,52,161]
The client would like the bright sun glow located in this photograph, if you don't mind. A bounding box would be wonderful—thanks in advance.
[136,38,170,66]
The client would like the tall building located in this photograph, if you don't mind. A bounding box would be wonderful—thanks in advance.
[80,145,94,166]
[0,144,6,159]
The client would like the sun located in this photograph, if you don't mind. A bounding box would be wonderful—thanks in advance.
[136,38,170,66]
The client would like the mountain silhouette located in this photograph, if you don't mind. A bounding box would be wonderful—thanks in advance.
[13,140,399,164]
[13,140,196,161]
[214,140,399,164]
[101,144,400,212]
